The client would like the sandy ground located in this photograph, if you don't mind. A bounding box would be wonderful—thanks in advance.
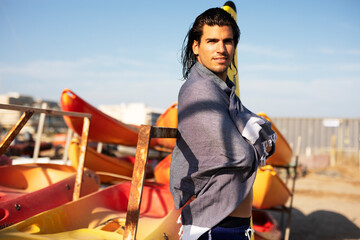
[269,165,360,240]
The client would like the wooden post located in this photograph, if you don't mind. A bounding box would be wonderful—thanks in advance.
[122,126,178,240]
[330,135,337,167]
[122,125,152,240]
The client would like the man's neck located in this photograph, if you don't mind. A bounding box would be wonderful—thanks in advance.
[215,71,228,82]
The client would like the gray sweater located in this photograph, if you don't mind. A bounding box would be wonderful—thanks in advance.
[170,62,276,239]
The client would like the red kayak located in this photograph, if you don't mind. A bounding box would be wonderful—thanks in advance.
[60,89,178,149]
[253,209,282,240]
[60,89,141,146]
[0,165,100,229]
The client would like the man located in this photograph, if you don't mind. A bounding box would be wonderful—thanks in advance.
[170,7,276,240]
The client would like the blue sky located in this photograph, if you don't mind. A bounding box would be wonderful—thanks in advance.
[0,0,359,118]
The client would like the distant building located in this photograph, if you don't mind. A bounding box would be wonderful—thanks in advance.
[0,92,67,135]
[0,93,36,133]
[98,103,163,126]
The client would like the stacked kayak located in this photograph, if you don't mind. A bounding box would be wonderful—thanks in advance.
[0,164,100,229]
[0,180,280,240]
[61,91,179,183]
[154,155,291,210]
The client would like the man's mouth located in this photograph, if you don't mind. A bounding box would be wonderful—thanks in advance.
[213,57,228,63]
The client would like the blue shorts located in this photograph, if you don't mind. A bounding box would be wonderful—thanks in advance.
[198,216,253,240]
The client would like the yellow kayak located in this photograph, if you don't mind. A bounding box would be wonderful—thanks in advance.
[0,181,182,240]
[252,165,291,209]
[68,138,135,183]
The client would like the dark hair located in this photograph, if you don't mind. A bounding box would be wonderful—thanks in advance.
[181,7,240,79]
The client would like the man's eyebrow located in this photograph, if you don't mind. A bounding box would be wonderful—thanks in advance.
[205,38,219,41]
[205,37,234,41]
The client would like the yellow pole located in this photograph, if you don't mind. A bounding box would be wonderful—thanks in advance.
[223,2,254,240]
[222,1,240,98]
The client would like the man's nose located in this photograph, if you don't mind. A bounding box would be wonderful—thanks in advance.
[217,42,226,53]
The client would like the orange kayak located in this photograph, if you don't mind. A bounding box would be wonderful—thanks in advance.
[257,112,293,166]
[0,163,76,192]
[155,155,291,209]
[60,89,140,146]
[153,153,172,184]
[68,138,135,183]
[153,102,178,149]
[252,165,291,209]
[0,165,100,229]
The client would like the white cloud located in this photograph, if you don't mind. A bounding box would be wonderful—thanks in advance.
[1,50,359,117]
[0,54,183,109]
[0,55,177,83]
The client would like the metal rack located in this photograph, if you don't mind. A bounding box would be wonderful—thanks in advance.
[0,103,91,201]
[265,136,301,240]
[121,125,301,240]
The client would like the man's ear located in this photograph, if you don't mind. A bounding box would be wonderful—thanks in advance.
[192,40,199,56]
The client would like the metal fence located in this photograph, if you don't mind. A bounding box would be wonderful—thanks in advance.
[271,117,360,168]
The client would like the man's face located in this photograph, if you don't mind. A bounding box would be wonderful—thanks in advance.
[192,24,235,81]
